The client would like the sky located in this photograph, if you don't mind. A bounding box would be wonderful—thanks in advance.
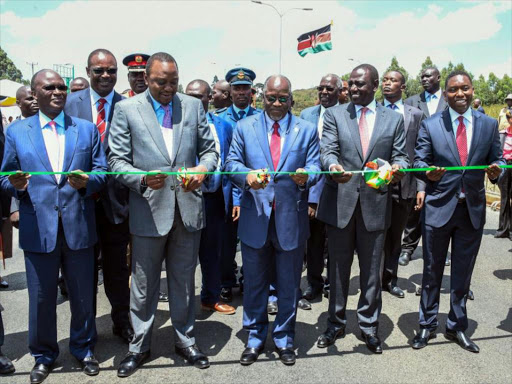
[0,0,511,93]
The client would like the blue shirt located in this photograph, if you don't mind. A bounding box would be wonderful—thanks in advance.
[233,104,250,119]
[149,92,172,126]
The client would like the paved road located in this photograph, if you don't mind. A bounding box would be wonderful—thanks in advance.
[1,208,511,384]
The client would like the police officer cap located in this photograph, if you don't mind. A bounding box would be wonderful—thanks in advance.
[123,53,150,72]
[225,67,256,85]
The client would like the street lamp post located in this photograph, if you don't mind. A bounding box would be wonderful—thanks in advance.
[251,1,313,74]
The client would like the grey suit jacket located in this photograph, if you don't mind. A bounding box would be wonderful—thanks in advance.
[108,90,218,236]
[317,102,408,232]
[404,91,447,118]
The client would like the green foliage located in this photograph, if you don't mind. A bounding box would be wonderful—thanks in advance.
[0,46,24,82]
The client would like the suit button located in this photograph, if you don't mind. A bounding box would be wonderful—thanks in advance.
[54,206,59,211]
[356,188,360,192]
[269,202,273,207]
[170,185,175,191]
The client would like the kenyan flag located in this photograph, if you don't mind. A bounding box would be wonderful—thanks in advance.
[297,24,332,57]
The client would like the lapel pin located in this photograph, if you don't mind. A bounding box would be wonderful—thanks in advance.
[294,126,299,132]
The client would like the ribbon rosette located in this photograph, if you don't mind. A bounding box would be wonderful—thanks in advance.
[363,158,393,189]
[177,167,191,188]
[256,168,270,188]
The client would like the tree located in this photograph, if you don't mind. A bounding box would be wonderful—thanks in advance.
[0,46,24,82]
[419,56,435,74]
[383,56,411,99]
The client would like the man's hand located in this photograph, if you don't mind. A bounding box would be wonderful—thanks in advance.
[10,211,19,229]
[182,165,208,192]
[247,169,267,190]
[308,203,317,219]
[290,168,308,186]
[485,164,501,180]
[330,164,352,184]
[146,170,168,190]
[8,171,30,190]
[391,164,404,184]
[232,206,240,222]
[426,166,446,181]
[415,191,425,211]
[68,170,89,190]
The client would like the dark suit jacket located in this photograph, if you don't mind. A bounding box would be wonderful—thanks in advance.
[405,91,447,118]
[414,109,504,230]
[317,102,409,232]
[64,88,128,224]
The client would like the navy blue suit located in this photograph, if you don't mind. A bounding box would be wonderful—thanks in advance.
[225,112,321,348]
[64,88,131,329]
[0,113,108,364]
[414,109,504,331]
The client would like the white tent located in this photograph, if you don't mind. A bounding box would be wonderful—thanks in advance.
[0,78,24,108]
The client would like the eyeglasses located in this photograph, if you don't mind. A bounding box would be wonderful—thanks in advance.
[42,84,68,92]
[317,86,335,92]
[91,67,118,75]
[265,95,289,103]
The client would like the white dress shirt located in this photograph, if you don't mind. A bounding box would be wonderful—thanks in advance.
[318,102,339,138]
[265,112,289,152]
[383,99,405,115]
[39,111,66,182]
[90,88,114,130]
[425,89,442,116]
[449,107,473,198]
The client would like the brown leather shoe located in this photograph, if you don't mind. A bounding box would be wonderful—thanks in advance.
[201,302,236,315]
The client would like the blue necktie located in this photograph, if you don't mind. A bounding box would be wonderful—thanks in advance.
[162,105,173,129]
[387,103,398,110]
[238,110,246,120]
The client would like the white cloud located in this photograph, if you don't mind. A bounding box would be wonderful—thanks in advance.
[475,58,512,78]
[0,0,510,92]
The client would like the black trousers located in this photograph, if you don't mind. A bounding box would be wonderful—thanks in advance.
[306,217,327,291]
[0,309,4,347]
[94,203,131,328]
[401,203,422,256]
[383,198,414,286]
[496,164,512,238]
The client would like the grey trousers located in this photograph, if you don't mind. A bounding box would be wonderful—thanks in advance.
[129,212,201,353]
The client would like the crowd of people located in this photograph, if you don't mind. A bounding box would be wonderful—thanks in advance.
[0,48,509,383]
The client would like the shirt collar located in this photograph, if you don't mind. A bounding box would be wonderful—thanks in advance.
[148,92,172,112]
[233,104,250,116]
[425,89,442,100]
[449,107,473,126]
[39,110,65,129]
[264,112,290,134]
[383,98,404,107]
[90,88,115,106]
[320,102,339,114]
[355,99,377,114]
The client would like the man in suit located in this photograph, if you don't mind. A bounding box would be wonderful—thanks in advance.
[0,69,108,382]
[381,70,426,299]
[64,49,134,343]
[185,79,236,315]
[108,52,218,376]
[412,71,503,353]
[401,66,448,267]
[226,74,321,366]
[299,73,341,309]
[212,79,232,115]
[316,64,408,353]
[218,67,262,304]
[339,80,350,104]
[472,99,485,115]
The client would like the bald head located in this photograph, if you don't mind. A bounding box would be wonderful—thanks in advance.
[263,75,293,121]
[318,73,341,108]
[16,85,38,118]
[30,69,67,119]
[186,79,211,112]
[212,80,231,109]
[70,77,90,92]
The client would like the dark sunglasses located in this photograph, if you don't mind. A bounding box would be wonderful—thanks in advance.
[265,95,289,103]
[317,86,335,92]
[42,84,68,91]
[91,67,118,75]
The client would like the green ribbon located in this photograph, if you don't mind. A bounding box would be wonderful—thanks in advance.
[0,164,509,176]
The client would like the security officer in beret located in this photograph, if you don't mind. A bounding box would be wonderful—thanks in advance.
[122,53,149,98]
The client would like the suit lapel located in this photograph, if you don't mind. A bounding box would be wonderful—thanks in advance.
[436,95,447,113]
[467,111,481,165]
[277,114,299,171]
[61,115,78,181]
[345,103,363,161]
[171,94,184,164]
[27,116,57,183]
[440,110,461,166]
[365,104,387,162]
[403,105,412,134]
[418,92,430,117]
[103,91,122,150]
[138,91,172,164]
[81,88,94,121]
[252,113,273,171]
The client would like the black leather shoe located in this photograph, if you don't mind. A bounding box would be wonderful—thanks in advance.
[468,290,475,301]
[383,283,405,298]
[175,345,209,369]
[317,327,345,348]
[158,291,169,302]
[267,301,278,315]
[30,363,51,384]
[298,298,312,310]
[398,251,411,266]
[220,287,233,303]
[445,330,479,353]
[79,355,99,376]
[416,286,422,296]
[412,328,436,349]
[303,286,322,301]
[113,325,135,344]
[323,285,330,299]
[361,332,382,354]
[0,353,15,374]
[276,347,296,365]
[240,345,264,366]
[117,351,150,378]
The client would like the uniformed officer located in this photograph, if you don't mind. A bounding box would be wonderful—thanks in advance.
[121,53,150,98]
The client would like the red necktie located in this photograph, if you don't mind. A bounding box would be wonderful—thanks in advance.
[270,122,281,170]
[359,107,369,158]
[456,116,468,166]
[96,98,107,142]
